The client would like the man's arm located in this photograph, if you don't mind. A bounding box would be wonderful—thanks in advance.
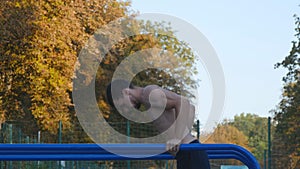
[146,87,195,155]
[166,96,195,156]
[147,86,194,138]
[174,97,193,140]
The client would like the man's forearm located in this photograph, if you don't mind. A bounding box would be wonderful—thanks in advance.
[174,99,191,141]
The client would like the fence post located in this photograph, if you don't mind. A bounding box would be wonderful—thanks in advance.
[8,124,12,144]
[58,121,62,169]
[37,131,41,169]
[38,131,41,143]
[127,120,131,169]
[197,120,200,139]
[8,124,13,169]
[268,117,271,169]
[58,121,62,143]
[0,123,3,143]
[264,149,267,169]
[18,128,22,169]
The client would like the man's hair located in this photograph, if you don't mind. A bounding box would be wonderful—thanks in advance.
[106,79,134,109]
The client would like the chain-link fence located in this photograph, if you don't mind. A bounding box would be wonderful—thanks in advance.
[0,120,202,169]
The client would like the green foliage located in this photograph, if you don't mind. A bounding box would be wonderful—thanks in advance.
[272,14,300,169]
[229,113,270,164]
[204,113,272,167]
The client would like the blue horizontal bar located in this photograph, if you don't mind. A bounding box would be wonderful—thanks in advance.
[0,144,260,169]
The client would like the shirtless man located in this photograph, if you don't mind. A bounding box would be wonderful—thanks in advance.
[106,79,210,169]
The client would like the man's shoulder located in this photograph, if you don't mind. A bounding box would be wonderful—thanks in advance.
[143,85,181,101]
[142,85,161,97]
[144,84,160,90]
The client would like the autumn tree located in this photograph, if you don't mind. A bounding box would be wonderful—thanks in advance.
[0,0,131,136]
[205,123,251,166]
[272,15,300,169]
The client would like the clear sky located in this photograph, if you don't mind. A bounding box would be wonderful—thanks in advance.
[130,1,299,125]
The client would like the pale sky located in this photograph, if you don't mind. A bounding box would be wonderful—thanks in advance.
[130,1,299,127]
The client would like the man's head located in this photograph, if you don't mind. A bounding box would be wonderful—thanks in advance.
[106,79,141,110]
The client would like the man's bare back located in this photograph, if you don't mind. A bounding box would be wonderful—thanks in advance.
[140,85,196,144]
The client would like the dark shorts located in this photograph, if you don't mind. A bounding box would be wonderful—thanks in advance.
[175,140,211,169]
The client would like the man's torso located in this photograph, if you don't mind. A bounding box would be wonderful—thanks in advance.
[140,85,196,144]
